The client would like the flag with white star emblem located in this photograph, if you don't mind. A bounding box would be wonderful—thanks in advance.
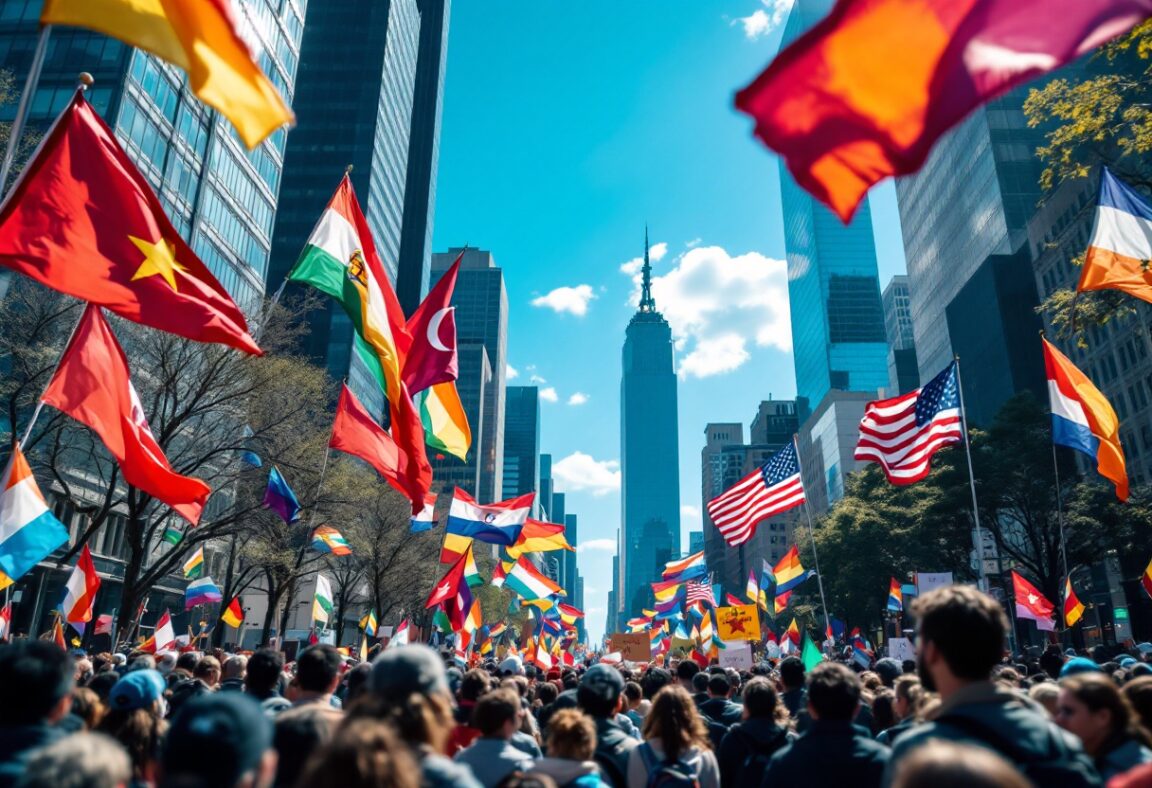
[707,442,805,547]
[854,362,964,485]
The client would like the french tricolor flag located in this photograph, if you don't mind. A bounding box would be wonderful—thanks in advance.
[1079,168,1152,304]
[445,487,532,546]
[1043,337,1128,500]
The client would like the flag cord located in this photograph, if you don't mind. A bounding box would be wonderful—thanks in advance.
[791,435,832,646]
[0,26,51,196]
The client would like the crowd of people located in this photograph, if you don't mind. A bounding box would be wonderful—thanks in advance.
[3,585,1152,787]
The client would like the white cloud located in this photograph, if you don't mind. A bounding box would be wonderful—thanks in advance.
[619,242,670,275]
[649,242,668,263]
[567,392,589,406]
[733,0,794,40]
[576,539,617,554]
[681,505,701,519]
[686,238,702,249]
[506,364,519,380]
[553,452,621,496]
[539,387,559,403]
[530,374,547,384]
[621,243,791,378]
[531,284,596,316]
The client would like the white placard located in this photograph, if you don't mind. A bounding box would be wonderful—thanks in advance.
[915,572,953,596]
[719,640,754,670]
[888,637,915,662]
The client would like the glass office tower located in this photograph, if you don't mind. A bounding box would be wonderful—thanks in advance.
[502,385,540,500]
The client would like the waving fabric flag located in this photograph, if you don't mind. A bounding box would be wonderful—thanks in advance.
[1043,338,1128,500]
[420,382,472,462]
[312,575,334,625]
[734,0,1152,222]
[386,619,410,649]
[1012,571,1056,631]
[140,609,175,654]
[42,306,212,524]
[686,581,716,608]
[185,577,223,609]
[60,545,100,632]
[221,597,243,629]
[855,362,964,485]
[774,591,793,615]
[462,543,484,589]
[1143,557,1152,601]
[410,492,437,533]
[1079,168,1152,304]
[663,550,707,583]
[887,578,903,612]
[0,94,259,353]
[771,547,812,595]
[708,441,805,546]
[506,519,573,559]
[311,526,352,556]
[0,446,70,591]
[446,488,532,547]
[182,547,204,579]
[505,556,564,601]
[801,631,825,671]
[745,570,760,605]
[1064,577,1085,628]
[360,610,377,638]
[329,383,407,493]
[94,614,113,636]
[263,467,301,524]
[404,252,461,395]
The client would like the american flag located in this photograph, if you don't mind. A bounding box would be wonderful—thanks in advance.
[854,362,963,485]
[685,581,715,608]
[707,442,805,546]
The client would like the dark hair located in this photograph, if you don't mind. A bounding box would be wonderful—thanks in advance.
[692,672,709,693]
[912,585,1007,680]
[175,652,200,673]
[71,686,104,730]
[97,706,167,781]
[473,688,521,737]
[0,641,74,725]
[676,660,699,681]
[246,649,284,694]
[742,677,782,720]
[193,656,221,681]
[641,668,672,699]
[807,662,861,722]
[297,719,418,788]
[871,689,897,735]
[87,671,119,703]
[273,707,341,787]
[624,681,643,703]
[535,682,558,705]
[779,657,805,690]
[1123,676,1152,735]
[546,708,596,761]
[460,669,492,702]
[1062,673,1152,749]
[707,674,730,696]
[641,687,710,760]
[296,645,341,694]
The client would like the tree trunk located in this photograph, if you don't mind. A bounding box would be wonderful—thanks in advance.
[260,569,280,646]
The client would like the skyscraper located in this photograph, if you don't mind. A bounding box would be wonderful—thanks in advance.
[780,0,889,420]
[0,0,306,309]
[501,385,540,500]
[617,231,680,630]
[431,248,508,502]
[883,276,919,394]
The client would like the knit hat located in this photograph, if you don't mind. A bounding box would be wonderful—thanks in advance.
[162,692,271,786]
[108,669,166,711]
[579,664,625,703]
[371,644,449,700]
[1059,657,1105,678]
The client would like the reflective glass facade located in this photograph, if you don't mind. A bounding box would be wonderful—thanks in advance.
[0,0,306,310]
[797,390,873,516]
[779,0,889,418]
[501,385,540,500]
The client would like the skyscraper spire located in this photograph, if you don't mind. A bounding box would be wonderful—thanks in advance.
[639,225,655,312]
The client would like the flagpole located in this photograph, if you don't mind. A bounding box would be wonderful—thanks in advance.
[0,26,51,196]
[1052,442,1070,584]
[953,357,990,591]
[791,435,832,646]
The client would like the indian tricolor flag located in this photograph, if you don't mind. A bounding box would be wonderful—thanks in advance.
[505,556,563,601]
[288,176,407,403]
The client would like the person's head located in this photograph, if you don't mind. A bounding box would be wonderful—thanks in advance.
[71,686,105,730]
[545,708,597,761]
[160,692,276,788]
[535,681,559,706]
[459,668,492,703]
[87,671,119,704]
[74,656,94,684]
[675,659,699,689]
[498,655,525,678]
[623,681,642,710]
[0,640,74,726]
[892,675,923,721]
[707,673,731,699]
[473,687,522,739]
[889,740,1030,788]
[245,649,285,696]
[1057,673,1151,756]
[874,658,902,688]
[501,674,529,699]
[779,657,805,690]
[175,652,200,674]
[806,662,862,723]
[691,671,709,694]
[1123,676,1152,734]
[223,655,247,682]
[295,645,341,696]
[1028,681,1060,717]
[577,664,626,719]
[640,667,672,700]
[98,670,168,782]
[641,686,709,761]
[295,719,418,788]
[741,677,784,722]
[16,731,132,788]
[913,585,1007,696]
[272,705,342,788]
[871,689,897,735]
[193,655,222,688]
[358,644,454,753]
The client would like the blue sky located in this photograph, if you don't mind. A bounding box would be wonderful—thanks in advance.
[432,1,907,644]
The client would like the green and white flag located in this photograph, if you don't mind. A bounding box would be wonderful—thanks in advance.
[312,574,334,625]
[801,631,825,672]
[162,525,183,546]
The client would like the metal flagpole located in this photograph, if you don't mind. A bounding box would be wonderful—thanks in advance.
[1052,443,1070,584]
[791,435,832,646]
[0,26,51,195]
[953,358,989,590]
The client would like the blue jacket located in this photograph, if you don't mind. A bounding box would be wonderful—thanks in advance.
[0,724,65,788]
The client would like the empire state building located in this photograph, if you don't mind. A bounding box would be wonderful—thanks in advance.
[615,230,681,632]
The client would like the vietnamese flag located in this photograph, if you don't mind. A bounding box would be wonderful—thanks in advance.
[0,92,260,355]
[735,0,1152,222]
[41,306,210,524]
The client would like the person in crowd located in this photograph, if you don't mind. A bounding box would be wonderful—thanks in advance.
[716,677,791,788]
[69,687,105,731]
[273,699,342,788]
[875,658,903,689]
[166,655,219,718]
[219,656,247,692]
[159,692,277,788]
[627,686,719,788]
[888,740,1031,788]
[1125,676,1152,735]
[577,665,639,788]
[527,708,609,788]
[245,648,290,716]
[96,669,168,786]
[778,657,806,719]
[87,671,119,705]
[886,585,1097,785]
[0,641,74,787]
[500,676,544,757]
[352,643,481,788]
[15,731,132,788]
[622,682,644,731]
[1029,681,1060,718]
[1056,673,1152,780]
[876,676,924,746]
[453,688,537,787]
[676,661,703,701]
[449,669,492,755]
[699,674,743,729]
[761,662,888,786]
[871,689,897,737]
[295,718,419,788]
[341,661,373,706]
[288,645,343,710]
[534,681,561,738]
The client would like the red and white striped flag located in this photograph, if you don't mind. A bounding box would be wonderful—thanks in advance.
[707,442,805,546]
[854,362,964,485]
[686,581,715,608]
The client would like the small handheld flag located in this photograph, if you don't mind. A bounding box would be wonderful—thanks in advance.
[360,609,378,638]
[771,547,812,595]
[221,597,243,629]
[185,577,223,610]
[313,575,334,625]
[887,578,903,613]
[311,526,352,556]
[60,545,101,632]
[1143,556,1152,601]
[263,466,301,523]
[183,547,205,578]
[1064,577,1085,629]
[1012,571,1056,632]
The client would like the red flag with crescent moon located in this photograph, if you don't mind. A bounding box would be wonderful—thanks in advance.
[403,251,462,396]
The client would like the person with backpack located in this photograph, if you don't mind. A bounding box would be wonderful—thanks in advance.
[527,708,611,787]
[885,584,1101,787]
[716,678,791,788]
[627,686,720,788]
[578,665,639,788]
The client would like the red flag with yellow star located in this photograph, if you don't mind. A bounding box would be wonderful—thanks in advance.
[0,91,260,355]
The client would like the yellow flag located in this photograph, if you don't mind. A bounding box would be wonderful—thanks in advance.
[715,605,761,642]
[42,0,293,148]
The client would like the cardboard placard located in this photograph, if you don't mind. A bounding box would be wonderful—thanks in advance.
[609,632,652,662]
[888,637,915,662]
[716,605,761,642]
[719,641,754,670]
